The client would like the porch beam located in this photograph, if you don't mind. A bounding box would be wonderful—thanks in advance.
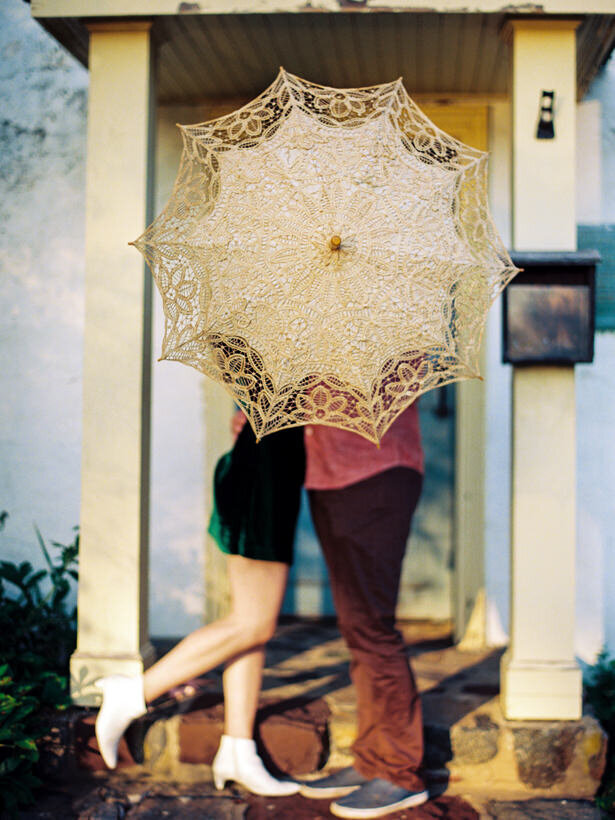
[70,22,156,705]
[501,18,582,720]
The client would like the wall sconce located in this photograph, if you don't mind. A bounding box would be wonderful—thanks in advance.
[536,90,555,139]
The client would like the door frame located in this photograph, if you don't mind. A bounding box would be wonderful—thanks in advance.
[422,103,489,646]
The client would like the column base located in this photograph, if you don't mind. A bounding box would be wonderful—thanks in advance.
[70,641,156,706]
[501,651,582,720]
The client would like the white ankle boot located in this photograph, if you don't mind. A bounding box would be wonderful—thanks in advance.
[212,734,300,796]
[94,675,146,769]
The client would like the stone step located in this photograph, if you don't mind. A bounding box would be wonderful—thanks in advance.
[42,620,606,802]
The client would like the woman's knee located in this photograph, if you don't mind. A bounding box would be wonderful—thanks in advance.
[228,611,278,648]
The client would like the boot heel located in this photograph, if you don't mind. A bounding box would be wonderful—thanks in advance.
[213,771,227,790]
[212,734,300,796]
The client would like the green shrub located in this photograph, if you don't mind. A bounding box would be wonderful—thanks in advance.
[0,513,79,815]
[585,649,615,814]
[0,664,42,815]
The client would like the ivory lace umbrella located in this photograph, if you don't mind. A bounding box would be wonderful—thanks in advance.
[133,69,518,444]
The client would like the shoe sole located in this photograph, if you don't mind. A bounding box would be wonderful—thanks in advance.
[299,783,362,799]
[214,773,300,796]
[330,789,429,819]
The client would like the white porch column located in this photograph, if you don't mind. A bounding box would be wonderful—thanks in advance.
[501,19,582,719]
[70,23,156,705]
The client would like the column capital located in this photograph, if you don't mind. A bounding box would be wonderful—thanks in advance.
[501,17,582,43]
[86,20,153,34]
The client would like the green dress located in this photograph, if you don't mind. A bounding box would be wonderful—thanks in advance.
[208,422,305,565]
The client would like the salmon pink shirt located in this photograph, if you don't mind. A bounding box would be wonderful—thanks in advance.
[304,403,424,491]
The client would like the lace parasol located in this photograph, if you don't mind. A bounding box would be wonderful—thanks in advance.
[132,69,518,444]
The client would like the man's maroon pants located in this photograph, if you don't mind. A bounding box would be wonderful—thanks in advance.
[308,467,424,792]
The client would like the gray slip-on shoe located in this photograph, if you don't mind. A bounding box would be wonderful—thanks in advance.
[330,778,428,819]
[299,766,370,799]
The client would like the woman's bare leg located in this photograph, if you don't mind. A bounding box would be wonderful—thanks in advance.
[222,648,265,738]
[143,556,288,704]
[209,561,297,795]
[221,553,288,737]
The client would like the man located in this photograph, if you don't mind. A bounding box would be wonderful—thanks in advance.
[300,404,428,819]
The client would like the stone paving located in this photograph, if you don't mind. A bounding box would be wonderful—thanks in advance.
[26,771,604,818]
[28,619,607,819]
[26,775,482,819]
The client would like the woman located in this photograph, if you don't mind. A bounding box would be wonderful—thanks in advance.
[95,415,305,796]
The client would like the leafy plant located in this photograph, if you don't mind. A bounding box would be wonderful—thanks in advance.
[0,513,79,814]
[585,649,615,814]
[0,664,41,815]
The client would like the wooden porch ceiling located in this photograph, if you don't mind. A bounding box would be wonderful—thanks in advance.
[155,13,510,103]
[33,9,615,103]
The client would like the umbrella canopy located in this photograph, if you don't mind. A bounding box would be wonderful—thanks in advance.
[133,69,518,444]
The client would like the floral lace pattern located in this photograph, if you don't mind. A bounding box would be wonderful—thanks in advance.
[133,69,518,443]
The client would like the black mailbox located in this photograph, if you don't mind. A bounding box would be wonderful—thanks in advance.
[502,250,599,365]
